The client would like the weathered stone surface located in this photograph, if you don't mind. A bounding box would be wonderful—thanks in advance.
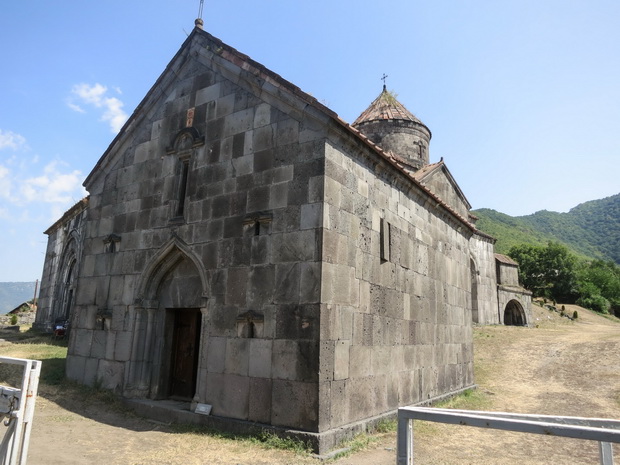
[271,380,318,430]
[204,373,249,420]
[36,25,532,455]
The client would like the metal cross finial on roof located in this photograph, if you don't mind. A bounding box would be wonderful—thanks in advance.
[195,0,205,29]
[381,73,388,91]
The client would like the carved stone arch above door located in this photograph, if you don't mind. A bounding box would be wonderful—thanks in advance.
[135,236,209,309]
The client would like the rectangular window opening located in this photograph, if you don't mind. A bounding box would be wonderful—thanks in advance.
[176,160,190,218]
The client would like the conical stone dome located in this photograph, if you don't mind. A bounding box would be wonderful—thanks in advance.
[353,88,431,171]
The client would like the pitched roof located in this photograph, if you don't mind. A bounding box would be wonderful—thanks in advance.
[44,197,89,235]
[413,159,472,210]
[84,26,478,234]
[352,87,426,127]
[495,254,519,266]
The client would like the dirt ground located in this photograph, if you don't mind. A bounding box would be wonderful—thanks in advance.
[16,304,620,464]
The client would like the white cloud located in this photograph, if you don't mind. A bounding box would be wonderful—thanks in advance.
[20,161,86,204]
[0,130,27,151]
[67,102,85,113]
[69,83,129,133]
[0,164,11,199]
[0,160,85,212]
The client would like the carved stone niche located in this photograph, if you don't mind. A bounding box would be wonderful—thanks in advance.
[236,310,264,338]
[103,234,121,253]
[242,212,273,237]
[96,308,113,331]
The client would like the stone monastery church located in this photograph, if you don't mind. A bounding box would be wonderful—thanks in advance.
[35,19,531,452]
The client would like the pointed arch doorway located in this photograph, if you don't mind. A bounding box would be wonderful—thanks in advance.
[127,238,209,401]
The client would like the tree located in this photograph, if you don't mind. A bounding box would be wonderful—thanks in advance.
[508,242,578,302]
[576,260,620,315]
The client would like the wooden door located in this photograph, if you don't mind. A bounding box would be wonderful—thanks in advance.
[169,308,201,399]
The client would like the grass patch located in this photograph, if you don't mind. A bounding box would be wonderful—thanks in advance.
[247,431,311,454]
[435,388,490,411]
[327,433,380,461]
[169,424,312,455]
[0,328,68,388]
[325,418,397,461]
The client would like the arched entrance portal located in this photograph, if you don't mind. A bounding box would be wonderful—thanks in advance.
[127,238,208,401]
[504,299,526,326]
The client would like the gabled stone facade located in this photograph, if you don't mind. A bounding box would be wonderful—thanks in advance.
[35,198,88,332]
[36,23,531,452]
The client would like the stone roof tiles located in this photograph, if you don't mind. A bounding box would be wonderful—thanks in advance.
[352,87,425,126]
[495,254,519,266]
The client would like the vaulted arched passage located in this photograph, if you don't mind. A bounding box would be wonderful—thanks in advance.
[504,299,526,326]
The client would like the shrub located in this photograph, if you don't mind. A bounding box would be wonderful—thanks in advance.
[573,310,578,319]
[10,314,18,326]
[577,294,610,314]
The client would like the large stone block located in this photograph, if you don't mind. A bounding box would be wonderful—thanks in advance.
[204,373,249,420]
[248,377,272,423]
[300,262,321,304]
[247,265,275,306]
[65,354,87,383]
[248,339,272,378]
[349,344,371,379]
[318,340,334,383]
[253,103,271,129]
[97,360,124,392]
[195,82,221,106]
[333,340,350,380]
[370,345,391,376]
[90,330,107,359]
[273,263,300,304]
[275,304,319,341]
[225,267,248,306]
[273,230,318,263]
[253,124,275,152]
[73,329,94,357]
[225,338,249,376]
[206,337,227,373]
[271,380,318,431]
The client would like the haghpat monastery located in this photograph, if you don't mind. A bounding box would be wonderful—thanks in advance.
[35,18,531,452]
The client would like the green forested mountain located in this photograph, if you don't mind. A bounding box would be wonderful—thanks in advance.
[473,193,620,264]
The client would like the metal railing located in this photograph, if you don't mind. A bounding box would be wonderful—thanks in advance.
[397,406,620,465]
[0,357,41,465]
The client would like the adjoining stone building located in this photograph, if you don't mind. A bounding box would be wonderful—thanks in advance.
[36,197,88,332]
[35,21,531,452]
[495,253,532,325]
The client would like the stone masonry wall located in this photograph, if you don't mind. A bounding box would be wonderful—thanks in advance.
[317,138,475,431]
[497,262,520,287]
[422,174,469,219]
[65,31,329,432]
[469,234,500,325]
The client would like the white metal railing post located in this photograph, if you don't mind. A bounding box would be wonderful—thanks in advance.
[0,357,41,465]
[397,406,620,464]
[397,409,414,465]
[600,441,614,465]
[16,360,40,465]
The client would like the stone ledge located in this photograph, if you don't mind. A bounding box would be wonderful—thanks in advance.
[122,384,477,455]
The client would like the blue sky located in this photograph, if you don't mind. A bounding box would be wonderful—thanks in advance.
[1,0,619,282]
